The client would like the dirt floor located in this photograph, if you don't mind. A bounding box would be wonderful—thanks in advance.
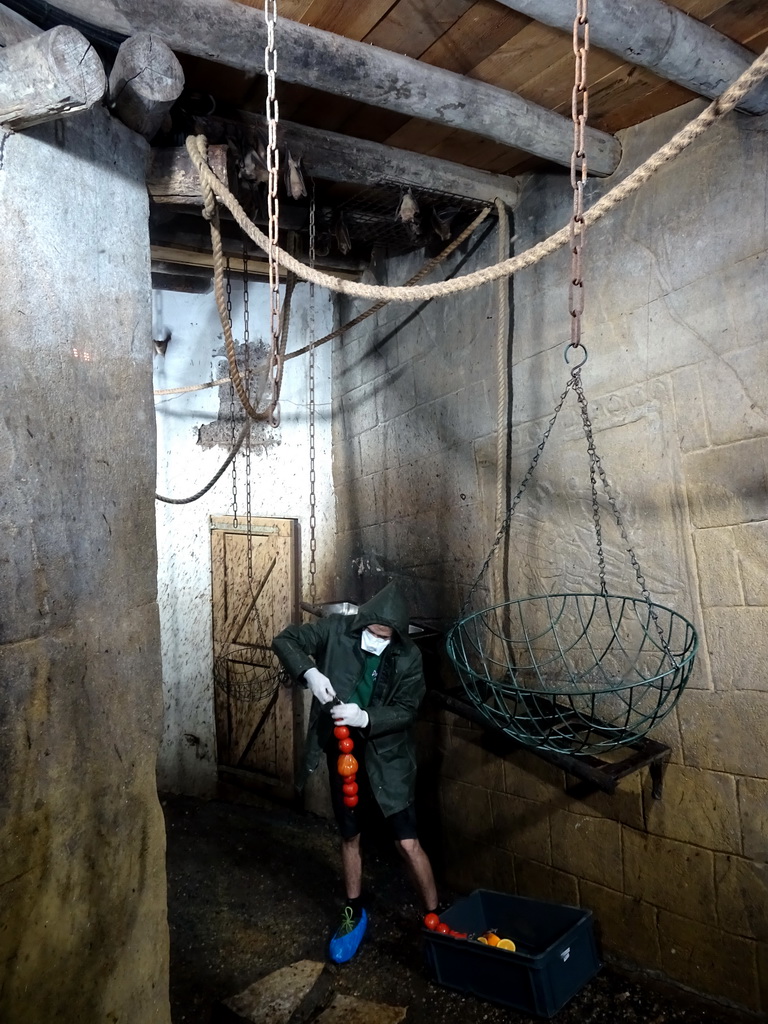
[163,791,755,1024]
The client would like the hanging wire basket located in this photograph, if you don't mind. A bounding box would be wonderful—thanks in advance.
[213,642,285,703]
[447,593,698,755]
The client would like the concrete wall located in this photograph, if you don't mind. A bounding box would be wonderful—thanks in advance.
[0,111,169,1022]
[332,101,768,1014]
[153,279,335,796]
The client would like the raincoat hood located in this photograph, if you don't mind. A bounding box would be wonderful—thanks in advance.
[351,581,410,643]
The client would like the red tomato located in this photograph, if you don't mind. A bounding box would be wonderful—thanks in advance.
[423,913,440,931]
[342,781,358,796]
[338,737,354,753]
[334,726,350,740]
[343,794,359,808]
[436,923,451,934]
[337,754,358,777]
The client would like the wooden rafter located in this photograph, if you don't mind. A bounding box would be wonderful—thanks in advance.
[7,0,622,175]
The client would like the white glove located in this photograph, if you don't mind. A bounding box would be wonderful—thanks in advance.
[304,667,336,705]
[332,703,369,729]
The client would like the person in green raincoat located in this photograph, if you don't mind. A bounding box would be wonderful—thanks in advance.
[272,580,439,962]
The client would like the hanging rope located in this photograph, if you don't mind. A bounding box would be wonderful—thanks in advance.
[156,420,250,504]
[283,204,492,362]
[186,40,768,305]
[153,205,492,398]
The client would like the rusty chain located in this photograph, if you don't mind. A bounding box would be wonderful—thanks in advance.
[569,0,589,355]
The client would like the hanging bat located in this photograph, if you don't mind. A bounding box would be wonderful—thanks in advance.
[430,205,460,242]
[395,188,419,225]
[233,128,269,184]
[284,148,307,200]
[333,214,351,256]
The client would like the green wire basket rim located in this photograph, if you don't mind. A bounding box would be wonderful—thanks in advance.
[446,591,699,697]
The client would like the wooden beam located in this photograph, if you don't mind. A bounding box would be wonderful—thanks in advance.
[147,144,229,204]
[108,31,184,139]
[495,0,768,116]
[0,2,42,45]
[150,244,363,282]
[199,111,522,208]
[0,24,106,129]
[14,0,621,175]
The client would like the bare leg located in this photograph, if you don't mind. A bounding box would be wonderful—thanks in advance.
[340,834,363,900]
[395,838,438,912]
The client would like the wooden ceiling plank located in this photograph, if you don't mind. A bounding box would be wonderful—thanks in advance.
[362,0,475,60]
[32,0,621,175]
[296,0,397,38]
[493,0,768,114]
[705,0,768,50]
[418,1,532,74]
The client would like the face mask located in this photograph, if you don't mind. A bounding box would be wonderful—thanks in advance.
[361,628,391,656]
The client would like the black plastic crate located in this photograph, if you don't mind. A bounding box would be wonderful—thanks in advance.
[423,889,601,1018]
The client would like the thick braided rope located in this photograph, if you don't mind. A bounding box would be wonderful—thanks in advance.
[284,204,491,361]
[154,205,492,396]
[186,43,768,304]
[202,147,268,422]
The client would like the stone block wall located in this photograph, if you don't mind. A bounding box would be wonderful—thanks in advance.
[332,101,768,1014]
[0,111,170,1022]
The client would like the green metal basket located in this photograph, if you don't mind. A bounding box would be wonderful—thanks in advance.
[446,593,698,755]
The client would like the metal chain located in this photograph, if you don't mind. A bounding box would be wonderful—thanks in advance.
[570,369,678,663]
[569,0,589,352]
[462,375,577,615]
[243,245,254,590]
[264,0,282,428]
[308,186,318,604]
[226,256,239,528]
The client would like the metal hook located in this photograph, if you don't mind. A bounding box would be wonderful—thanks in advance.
[564,342,588,370]
[269,402,281,428]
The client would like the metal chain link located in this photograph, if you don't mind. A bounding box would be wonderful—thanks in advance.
[264,0,282,428]
[570,369,679,662]
[243,245,254,589]
[226,256,239,528]
[462,375,577,615]
[308,186,318,604]
[569,0,589,351]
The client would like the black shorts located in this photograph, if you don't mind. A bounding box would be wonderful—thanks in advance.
[325,736,419,842]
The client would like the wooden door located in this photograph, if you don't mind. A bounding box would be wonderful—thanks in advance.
[210,515,299,799]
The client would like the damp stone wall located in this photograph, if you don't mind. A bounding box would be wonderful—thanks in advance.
[331,100,768,1015]
[0,110,170,1022]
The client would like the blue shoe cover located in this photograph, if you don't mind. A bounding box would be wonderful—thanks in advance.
[328,907,368,964]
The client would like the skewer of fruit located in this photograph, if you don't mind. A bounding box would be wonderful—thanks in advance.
[335,724,359,807]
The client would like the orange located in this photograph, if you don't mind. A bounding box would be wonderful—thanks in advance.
[485,932,500,947]
[497,938,516,951]
[476,936,488,945]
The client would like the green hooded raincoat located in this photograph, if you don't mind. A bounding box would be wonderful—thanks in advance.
[272,582,425,818]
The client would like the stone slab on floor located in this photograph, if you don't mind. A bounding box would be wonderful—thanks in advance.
[213,960,332,1024]
[315,993,408,1024]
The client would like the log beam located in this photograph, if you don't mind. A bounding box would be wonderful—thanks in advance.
[496,0,768,116]
[147,143,228,204]
[0,2,41,45]
[108,31,184,140]
[10,0,622,175]
[0,24,106,130]
[198,112,522,208]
